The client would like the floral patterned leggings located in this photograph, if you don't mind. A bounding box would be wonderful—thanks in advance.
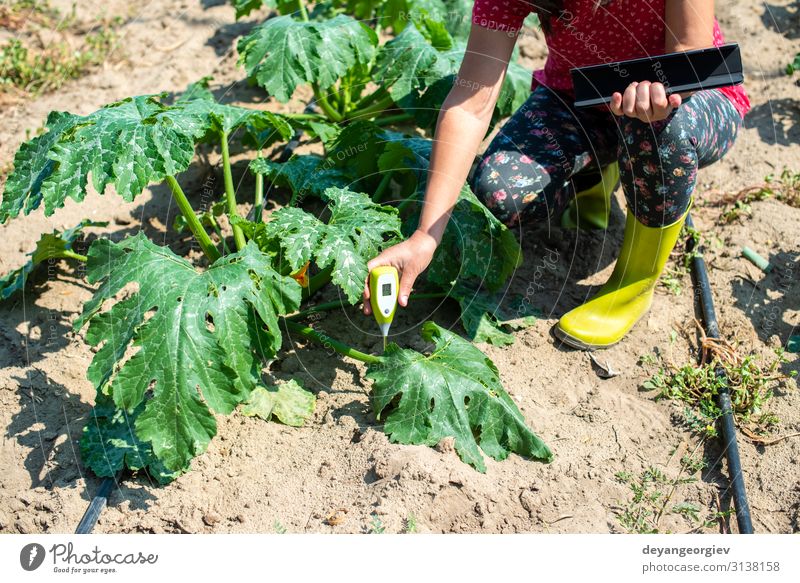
[470,85,743,228]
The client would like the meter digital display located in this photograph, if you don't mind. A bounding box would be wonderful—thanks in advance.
[382,283,392,297]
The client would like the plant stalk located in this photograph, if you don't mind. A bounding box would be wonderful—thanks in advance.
[353,86,389,112]
[314,89,343,122]
[372,170,394,203]
[396,192,419,214]
[284,112,323,121]
[254,155,264,224]
[374,113,414,126]
[297,0,309,21]
[283,319,381,364]
[346,95,395,121]
[165,176,221,262]
[301,265,333,302]
[220,131,246,251]
[62,249,88,262]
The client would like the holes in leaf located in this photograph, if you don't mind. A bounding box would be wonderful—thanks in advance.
[206,313,215,333]
[176,296,183,303]
[464,395,470,410]
[143,307,157,323]
[248,269,261,289]
[429,397,436,413]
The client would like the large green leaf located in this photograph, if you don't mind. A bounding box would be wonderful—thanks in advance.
[1,89,292,223]
[0,219,106,300]
[81,392,182,484]
[1,96,208,221]
[366,321,552,472]
[230,0,269,19]
[177,76,293,145]
[237,14,376,102]
[75,234,302,471]
[0,111,80,222]
[374,21,445,103]
[264,187,402,303]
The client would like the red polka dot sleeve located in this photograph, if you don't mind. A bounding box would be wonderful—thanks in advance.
[471,0,532,33]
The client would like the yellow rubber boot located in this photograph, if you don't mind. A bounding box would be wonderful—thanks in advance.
[561,162,620,230]
[554,206,689,349]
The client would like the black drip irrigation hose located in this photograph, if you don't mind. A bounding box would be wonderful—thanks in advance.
[73,103,315,534]
[686,214,754,534]
[75,476,117,534]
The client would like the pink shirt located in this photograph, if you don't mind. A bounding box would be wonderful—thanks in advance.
[471,0,751,118]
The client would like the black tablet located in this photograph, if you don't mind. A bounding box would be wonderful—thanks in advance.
[571,43,744,108]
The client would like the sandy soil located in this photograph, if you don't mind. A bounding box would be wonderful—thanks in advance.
[0,0,798,534]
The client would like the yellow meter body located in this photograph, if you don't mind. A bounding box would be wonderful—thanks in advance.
[369,266,399,343]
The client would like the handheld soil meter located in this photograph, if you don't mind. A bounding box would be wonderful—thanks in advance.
[369,266,399,350]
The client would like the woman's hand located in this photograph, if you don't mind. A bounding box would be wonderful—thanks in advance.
[362,230,438,315]
[610,81,682,122]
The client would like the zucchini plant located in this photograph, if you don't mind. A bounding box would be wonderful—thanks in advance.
[1,2,552,484]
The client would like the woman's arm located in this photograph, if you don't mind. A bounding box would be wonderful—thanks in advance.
[363,24,518,311]
[611,0,715,122]
[417,24,518,246]
[665,0,715,52]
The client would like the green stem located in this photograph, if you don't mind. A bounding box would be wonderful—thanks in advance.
[220,131,246,251]
[397,192,419,214]
[61,249,88,262]
[284,112,323,121]
[374,113,414,126]
[346,95,395,121]
[301,265,333,302]
[373,170,394,203]
[254,155,264,224]
[314,87,343,122]
[297,0,309,21]
[166,175,221,262]
[353,86,389,111]
[283,319,381,364]
[341,80,351,117]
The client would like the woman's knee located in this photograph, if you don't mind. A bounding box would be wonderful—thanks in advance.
[616,115,698,224]
[471,150,560,227]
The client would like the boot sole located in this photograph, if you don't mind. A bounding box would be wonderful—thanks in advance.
[551,324,619,351]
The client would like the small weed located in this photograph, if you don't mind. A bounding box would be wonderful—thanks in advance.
[715,169,800,223]
[787,53,800,75]
[368,514,385,534]
[719,200,752,224]
[402,514,418,534]
[613,444,718,533]
[638,353,658,366]
[273,520,287,534]
[643,335,795,438]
